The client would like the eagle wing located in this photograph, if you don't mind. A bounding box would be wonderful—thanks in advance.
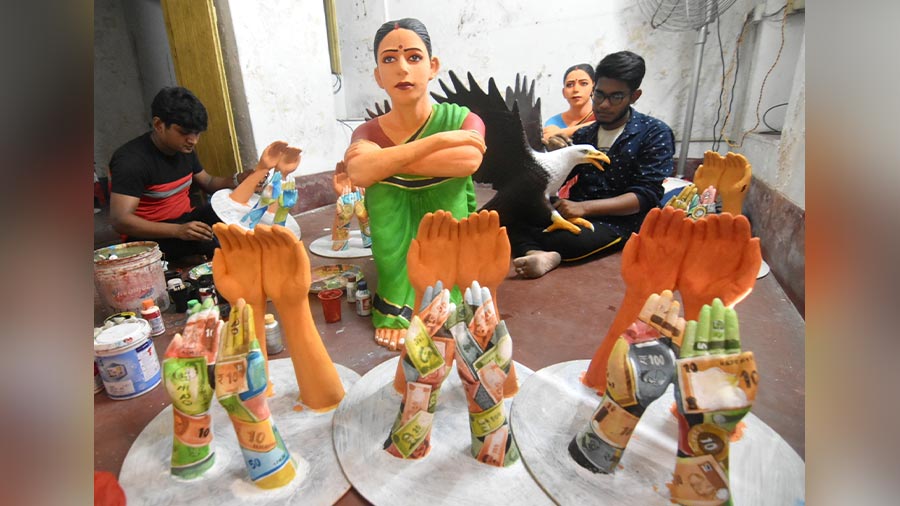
[431,71,554,227]
[504,74,545,152]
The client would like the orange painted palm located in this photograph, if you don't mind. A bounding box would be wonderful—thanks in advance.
[583,207,692,392]
[692,151,751,216]
[254,225,345,411]
[676,213,761,320]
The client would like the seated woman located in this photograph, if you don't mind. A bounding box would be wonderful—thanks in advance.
[541,63,597,145]
[342,18,486,351]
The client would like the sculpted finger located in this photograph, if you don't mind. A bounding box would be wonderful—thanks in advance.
[734,214,752,241]
[496,226,511,260]
[437,210,452,241]
[418,212,435,241]
[640,207,661,237]
[214,223,233,251]
[621,233,641,267]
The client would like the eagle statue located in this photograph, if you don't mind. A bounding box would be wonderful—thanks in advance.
[430,71,609,234]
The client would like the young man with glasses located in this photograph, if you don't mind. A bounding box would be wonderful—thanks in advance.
[512,51,675,278]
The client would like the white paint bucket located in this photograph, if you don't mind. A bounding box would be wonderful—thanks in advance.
[94,319,161,400]
[94,241,170,315]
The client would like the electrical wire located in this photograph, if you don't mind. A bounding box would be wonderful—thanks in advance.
[764,5,787,18]
[732,5,788,148]
[712,17,727,152]
[716,14,750,149]
[761,102,789,133]
[332,73,343,94]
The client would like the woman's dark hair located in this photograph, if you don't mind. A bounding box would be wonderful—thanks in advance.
[563,63,595,84]
[373,18,432,62]
[595,51,646,92]
[150,87,208,132]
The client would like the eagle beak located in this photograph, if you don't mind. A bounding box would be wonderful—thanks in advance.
[585,150,609,171]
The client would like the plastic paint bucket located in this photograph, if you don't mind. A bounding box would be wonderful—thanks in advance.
[94,319,161,400]
[94,241,170,315]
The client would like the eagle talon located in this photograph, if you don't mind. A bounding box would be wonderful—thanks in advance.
[570,217,594,231]
[544,210,583,235]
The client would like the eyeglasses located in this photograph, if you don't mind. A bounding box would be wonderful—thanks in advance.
[591,90,628,105]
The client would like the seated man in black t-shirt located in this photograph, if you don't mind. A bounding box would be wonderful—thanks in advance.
[109,87,242,261]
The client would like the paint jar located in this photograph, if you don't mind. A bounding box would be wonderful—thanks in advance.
[264,313,284,354]
[198,275,217,305]
[318,289,343,323]
[345,274,358,303]
[94,241,169,315]
[355,280,371,316]
[141,299,166,336]
[94,319,161,400]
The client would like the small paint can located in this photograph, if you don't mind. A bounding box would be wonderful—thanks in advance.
[94,319,161,400]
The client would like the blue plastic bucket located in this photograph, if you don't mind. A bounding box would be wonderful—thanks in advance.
[94,319,161,400]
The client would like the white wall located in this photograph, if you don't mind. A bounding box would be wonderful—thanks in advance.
[226,0,347,176]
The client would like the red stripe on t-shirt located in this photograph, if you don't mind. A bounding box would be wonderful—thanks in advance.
[134,173,193,222]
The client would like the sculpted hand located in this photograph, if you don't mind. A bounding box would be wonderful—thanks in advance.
[162,299,222,478]
[332,161,355,196]
[386,283,457,460]
[446,281,519,467]
[669,298,758,506]
[570,291,682,474]
[666,184,698,211]
[693,151,751,216]
[456,210,510,309]
[215,299,297,489]
[254,224,345,411]
[584,207,692,391]
[676,213,761,321]
[177,221,214,241]
[212,223,271,393]
[430,129,487,154]
[231,141,288,205]
[407,211,460,313]
[276,146,302,176]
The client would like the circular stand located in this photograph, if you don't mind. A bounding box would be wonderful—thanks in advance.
[210,189,302,238]
[333,357,553,506]
[510,360,804,505]
[119,359,359,505]
[309,231,372,259]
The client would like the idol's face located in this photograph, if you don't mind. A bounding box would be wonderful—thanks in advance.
[373,28,439,106]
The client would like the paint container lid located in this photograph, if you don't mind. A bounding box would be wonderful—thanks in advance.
[94,319,151,353]
[264,313,276,325]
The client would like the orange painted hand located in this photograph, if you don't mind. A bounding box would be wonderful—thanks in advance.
[619,207,693,296]
[676,213,761,321]
[456,210,510,309]
[212,223,271,394]
[332,161,357,196]
[693,151,751,216]
[254,224,345,411]
[583,207,692,392]
[231,141,288,205]
[407,211,460,313]
[254,225,310,308]
[276,146,302,176]
[212,224,265,328]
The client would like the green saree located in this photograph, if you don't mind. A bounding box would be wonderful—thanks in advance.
[365,102,477,330]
